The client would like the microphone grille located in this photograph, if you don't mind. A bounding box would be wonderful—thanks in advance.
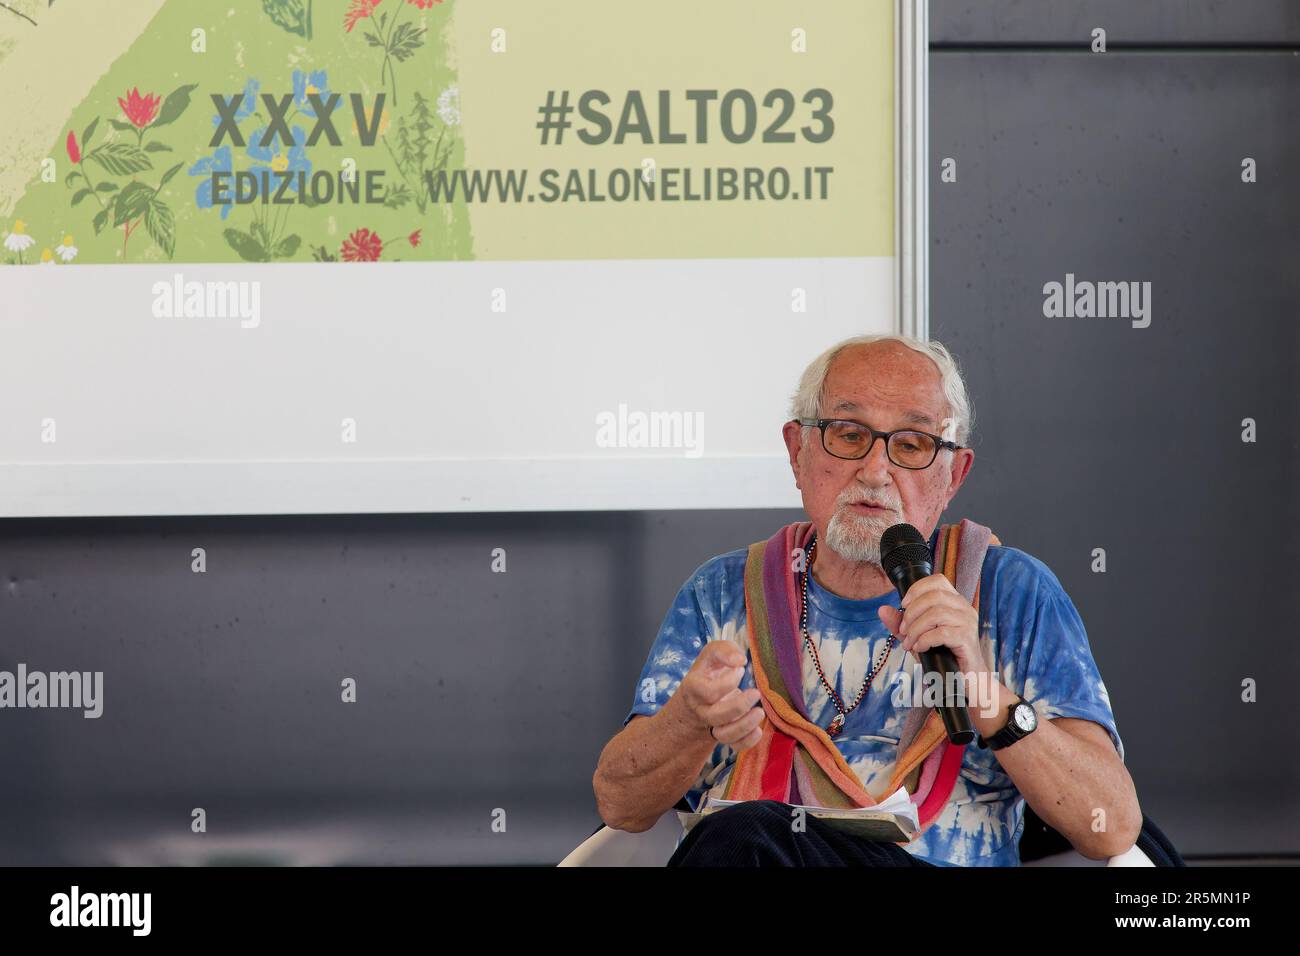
[879,523,931,578]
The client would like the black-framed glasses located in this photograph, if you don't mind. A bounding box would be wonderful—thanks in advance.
[794,418,963,470]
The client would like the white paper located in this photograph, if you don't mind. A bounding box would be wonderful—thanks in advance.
[699,785,920,830]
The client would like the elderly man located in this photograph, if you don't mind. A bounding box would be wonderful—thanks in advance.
[592,334,1141,866]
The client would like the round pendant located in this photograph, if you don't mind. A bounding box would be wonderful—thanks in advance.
[828,713,845,737]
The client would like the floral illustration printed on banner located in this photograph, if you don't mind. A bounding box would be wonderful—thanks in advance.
[1,0,470,265]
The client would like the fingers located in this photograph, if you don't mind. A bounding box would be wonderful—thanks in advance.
[899,583,960,622]
[694,664,746,705]
[688,640,748,705]
[685,640,758,739]
[699,639,746,671]
[897,604,972,646]
[884,582,961,628]
[899,573,955,608]
[702,685,761,730]
[882,599,970,651]
[707,692,765,749]
[908,623,965,656]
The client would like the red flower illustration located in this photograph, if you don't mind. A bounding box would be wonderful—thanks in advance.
[341,228,384,262]
[66,130,80,164]
[408,229,422,248]
[118,88,162,129]
[406,0,442,7]
[344,0,383,32]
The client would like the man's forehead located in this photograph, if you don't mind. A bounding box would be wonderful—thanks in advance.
[825,346,943,401]
[819,346,954,436]
[826,398,939,428]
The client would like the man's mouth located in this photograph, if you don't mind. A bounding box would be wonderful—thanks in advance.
[850,502,892,514]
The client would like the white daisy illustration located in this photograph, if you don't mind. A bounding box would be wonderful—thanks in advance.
[4,220,37,257]
[56,235,78,262]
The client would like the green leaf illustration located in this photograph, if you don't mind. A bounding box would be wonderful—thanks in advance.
[81,116,99,151]
[65,170,84,187]
[95,181,118,193]
[144,141,173,153]
[70,188,92,206]
[251,220,271,250]
[112,181,154,227]
[389,22,426,63]
[144,198,176,259]
[158,163,184,189]
[383,183,412,209]
[89,143,152,177]
[273,235,302,260]
[109,119,136,132]
[151,83,199,130]
[224,228,269,263]
[262,0,312,40]
[92,208,109,235]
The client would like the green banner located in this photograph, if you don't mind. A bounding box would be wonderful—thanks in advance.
[0,0,892,265]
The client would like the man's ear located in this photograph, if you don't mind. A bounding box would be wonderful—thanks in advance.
[781,420,805,489]
[943,447,974,504]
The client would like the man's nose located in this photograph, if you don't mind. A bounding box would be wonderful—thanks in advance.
[854,435,893,480]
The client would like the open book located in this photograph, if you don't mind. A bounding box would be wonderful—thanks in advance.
[682,786,920,843]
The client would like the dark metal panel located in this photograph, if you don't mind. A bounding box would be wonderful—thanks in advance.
[930,50,1300,857]
[0,508,800,864]
[932,0,1300,46]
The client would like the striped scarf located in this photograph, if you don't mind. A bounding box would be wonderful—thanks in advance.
[720,518,999,839]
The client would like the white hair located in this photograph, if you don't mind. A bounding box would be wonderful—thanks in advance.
[788,333,973,446]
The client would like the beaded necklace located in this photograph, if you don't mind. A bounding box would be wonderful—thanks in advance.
[801,534,897,737]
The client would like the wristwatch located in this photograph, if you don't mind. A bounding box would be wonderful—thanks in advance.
[978,697,1038,751]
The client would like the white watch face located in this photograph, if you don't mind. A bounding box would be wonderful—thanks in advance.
[1013,703,1037,732]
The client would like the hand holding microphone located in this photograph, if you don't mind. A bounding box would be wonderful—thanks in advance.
[879,524,980,745]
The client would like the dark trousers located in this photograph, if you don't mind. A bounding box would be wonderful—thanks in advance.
[666,799,937,867]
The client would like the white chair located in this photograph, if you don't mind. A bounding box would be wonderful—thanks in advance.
[557,811,1154,867]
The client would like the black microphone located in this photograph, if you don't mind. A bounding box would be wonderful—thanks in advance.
[880,524,976,745]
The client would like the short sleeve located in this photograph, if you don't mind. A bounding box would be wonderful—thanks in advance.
[994,553,1125,762]
[623,569,710,727]
[622,554,751,811]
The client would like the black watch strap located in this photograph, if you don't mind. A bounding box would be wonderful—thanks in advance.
[979,697,1035,750]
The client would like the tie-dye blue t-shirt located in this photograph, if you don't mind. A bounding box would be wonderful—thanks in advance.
[623,535,1123,867]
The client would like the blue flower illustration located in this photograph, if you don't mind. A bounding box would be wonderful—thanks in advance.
[211,78,261,127]
[292,69,336,119]
[246,125,312,193]
[188,146,235,219]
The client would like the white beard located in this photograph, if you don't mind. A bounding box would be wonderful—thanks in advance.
[822,493,903,565]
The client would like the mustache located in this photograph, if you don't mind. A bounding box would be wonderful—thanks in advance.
[836,490,900,512]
